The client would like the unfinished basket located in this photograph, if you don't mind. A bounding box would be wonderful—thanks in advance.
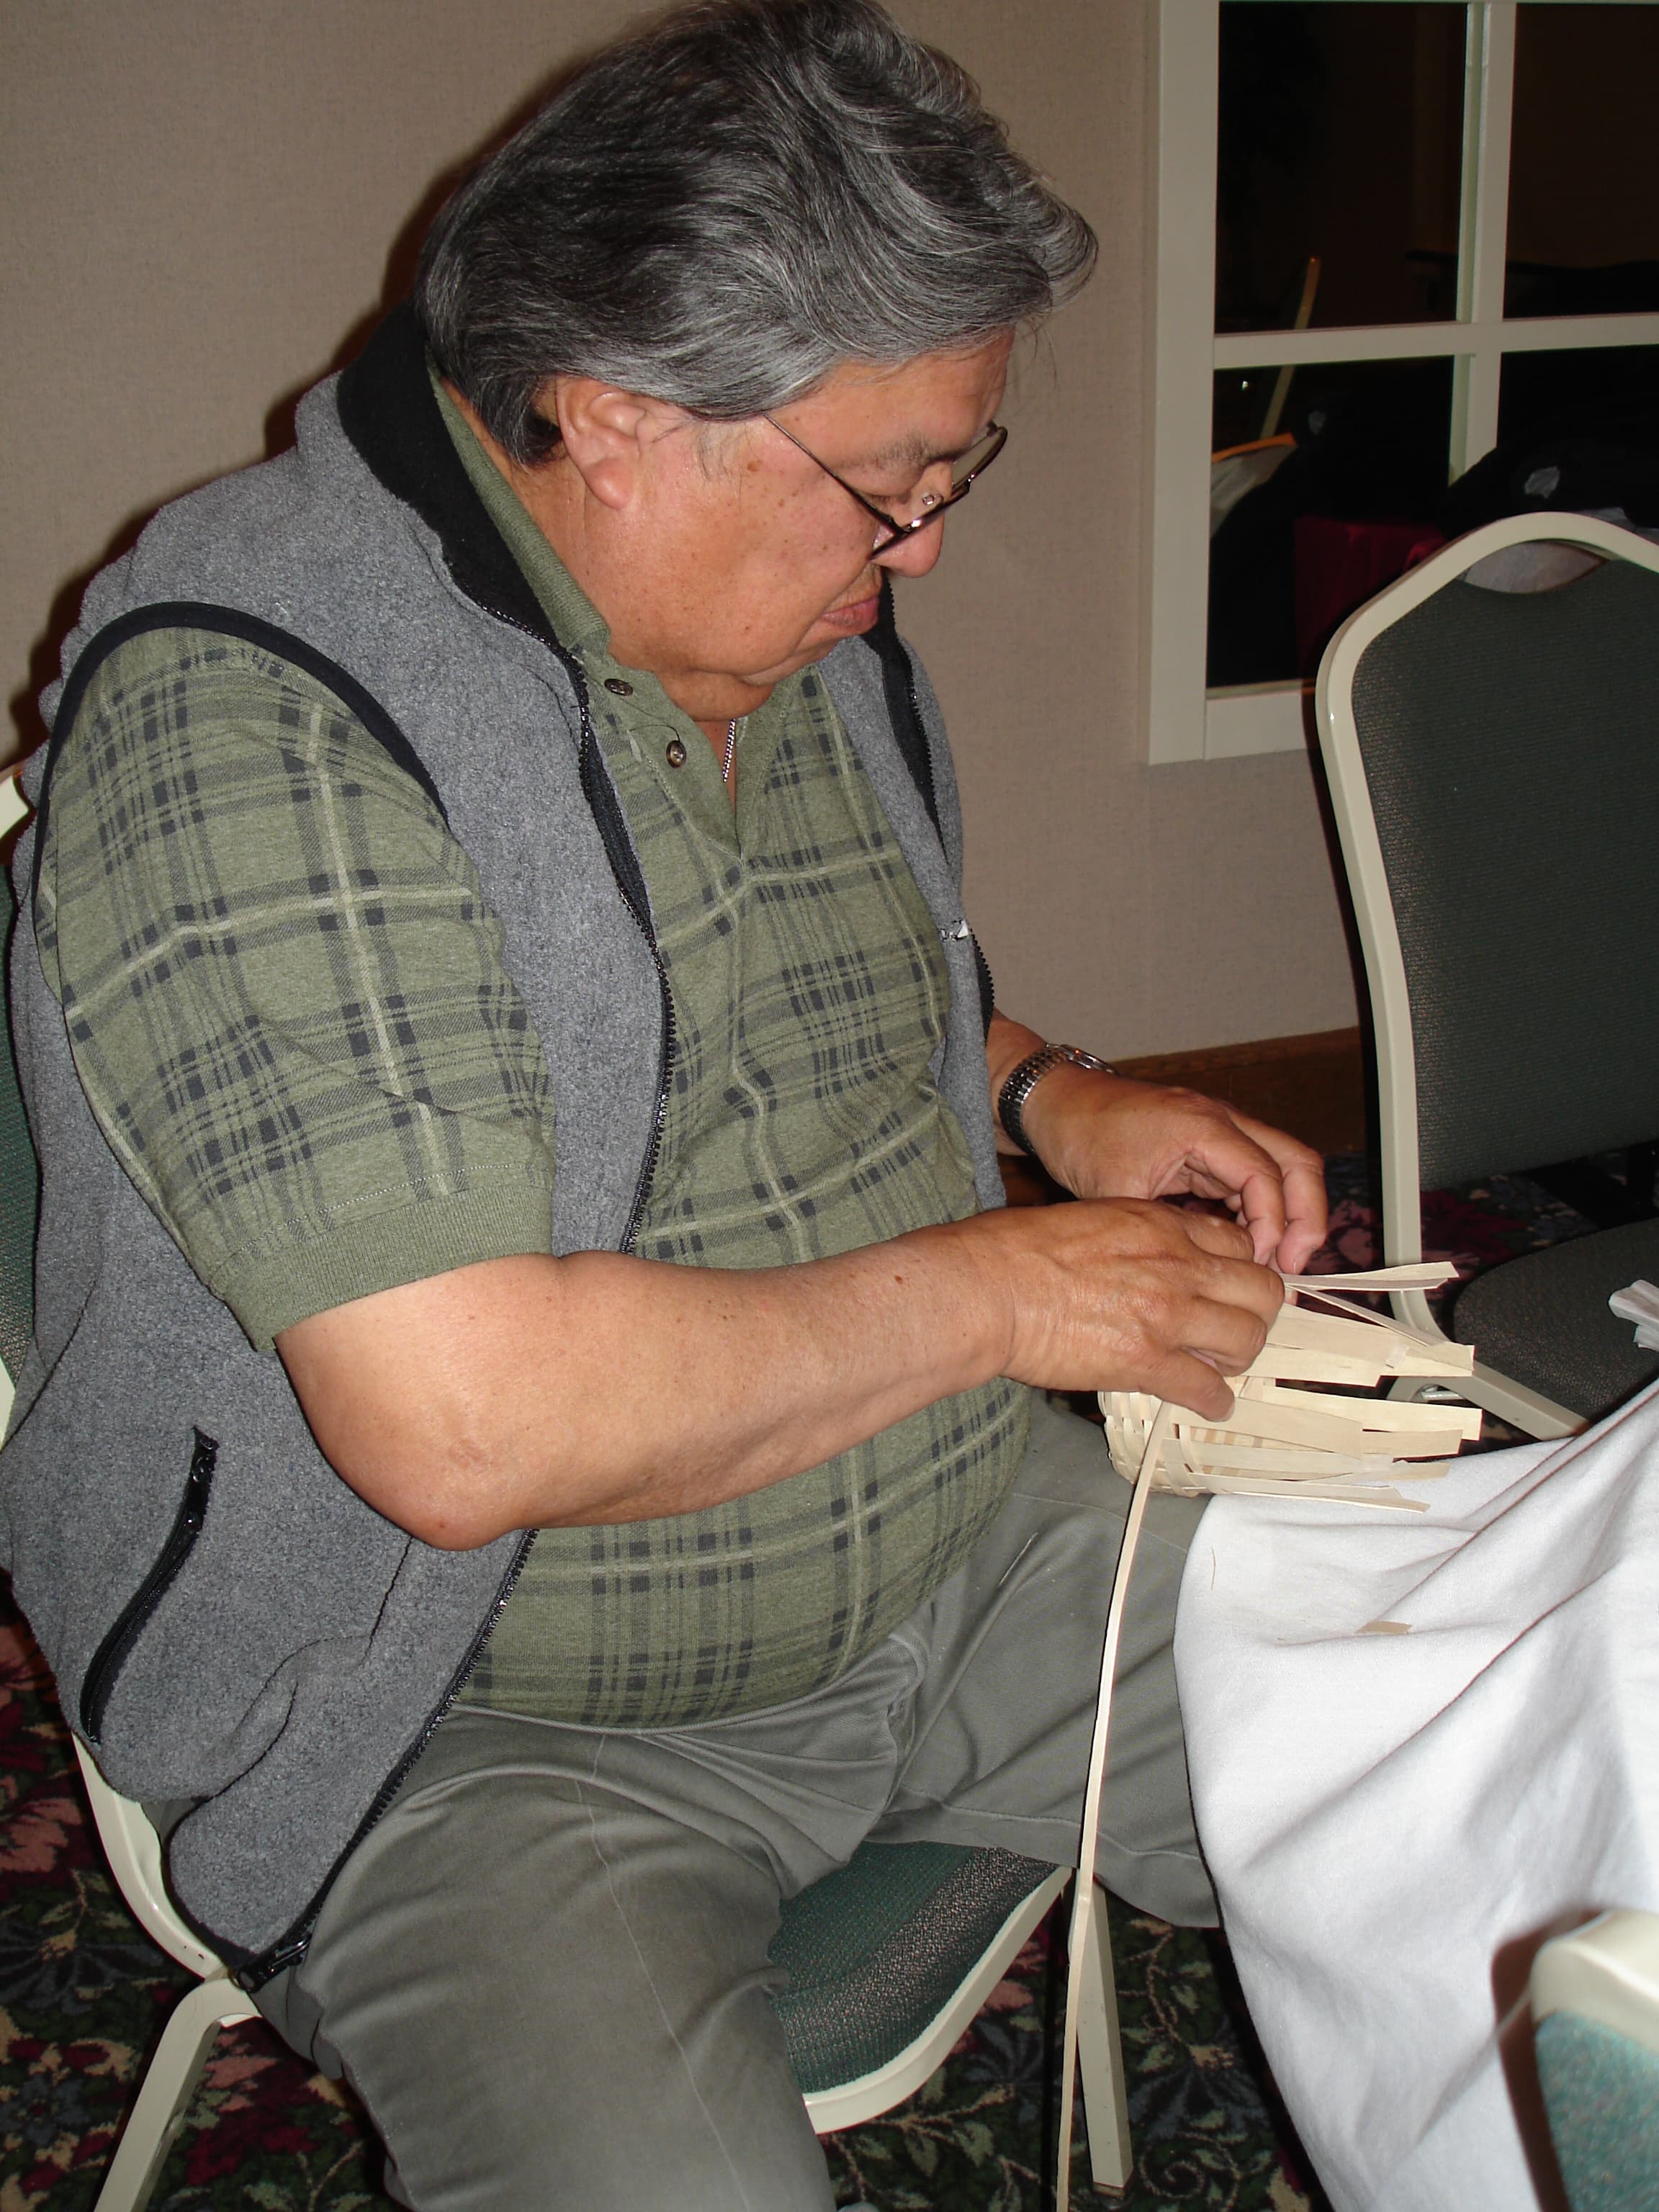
[1100,1264,1480,1512]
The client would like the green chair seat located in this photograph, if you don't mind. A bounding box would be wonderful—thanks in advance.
[1537,2009,1659,2212]
[770,1840,1056,2096]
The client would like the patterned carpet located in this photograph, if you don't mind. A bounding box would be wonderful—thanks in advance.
[0,1157,1597,2212]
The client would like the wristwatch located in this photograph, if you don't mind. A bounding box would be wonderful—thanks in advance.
[997,1043,1118,1157]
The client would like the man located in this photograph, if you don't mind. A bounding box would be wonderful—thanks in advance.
[3,2,1324,2204]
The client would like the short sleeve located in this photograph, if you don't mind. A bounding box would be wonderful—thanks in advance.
[36,624,557,1349]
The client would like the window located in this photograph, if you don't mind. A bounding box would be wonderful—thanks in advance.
[1146,0,1659,763]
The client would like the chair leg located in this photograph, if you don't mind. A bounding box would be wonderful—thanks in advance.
[1391,1362,1580,1440]
[93,1975,253,2212]
[1074,1881,1133,2193]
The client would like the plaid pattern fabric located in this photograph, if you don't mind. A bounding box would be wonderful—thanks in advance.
[462,646,1028,1725]
[37,626,557,1348]
[438,390,1027,1727]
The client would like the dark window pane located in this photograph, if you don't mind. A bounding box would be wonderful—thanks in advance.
[1498,345,1659,458]
[1429,346,1659,538]
[1424,346,1659,541]
[1506,5,1659,318]
[1216,2,1466,333]
[1208,357,1455,686]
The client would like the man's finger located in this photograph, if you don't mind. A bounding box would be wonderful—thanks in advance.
[1232,1163,1290,1267]
[1150,1114,1297,1267]
[1185,1284,1278,1373]
[1169,1208,1256,1262]
[1223,1112,1329,1272]
[1173,1223,1287,1328]
[1272,1152,1330,1274]
[1147,1349,1236,1424]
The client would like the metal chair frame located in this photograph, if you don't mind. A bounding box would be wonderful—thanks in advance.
[1531,1909,1659,2211]
[58,1719,1131,2212]
[1313,511,1659,1441]
[1533,1909,1659,2060]
[62,1716,1133,2212]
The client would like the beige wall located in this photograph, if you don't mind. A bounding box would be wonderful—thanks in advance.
[0,0,1357,1060]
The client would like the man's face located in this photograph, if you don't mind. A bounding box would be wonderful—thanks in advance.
[595,335,1013,719]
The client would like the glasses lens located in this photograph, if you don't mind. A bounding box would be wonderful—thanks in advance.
[872,428,1006,542]
[949,425,1004,495]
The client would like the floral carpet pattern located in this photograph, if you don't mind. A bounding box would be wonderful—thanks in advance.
[0,1160,1593,2211]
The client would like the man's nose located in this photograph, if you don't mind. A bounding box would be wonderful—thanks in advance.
[873,519,946,578]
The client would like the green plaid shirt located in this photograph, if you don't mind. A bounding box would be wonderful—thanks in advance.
[38,383,1028,1727]
[37,629,557,1349]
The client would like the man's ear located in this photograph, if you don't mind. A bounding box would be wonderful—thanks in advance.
[544,377,685,511]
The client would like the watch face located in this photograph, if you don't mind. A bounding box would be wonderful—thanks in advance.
[1061,1048,1114,1073]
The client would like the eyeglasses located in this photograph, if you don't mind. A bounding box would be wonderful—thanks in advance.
[760,414,1008,552]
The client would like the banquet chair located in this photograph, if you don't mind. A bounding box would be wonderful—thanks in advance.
[1314,513,1659,1435]
[0,765,1133,2205]
[1531,1910,1659,2212]
[61,1771,1130,2210]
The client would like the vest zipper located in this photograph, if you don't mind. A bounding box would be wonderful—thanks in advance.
[243,1516,536,1986]
[899,660,938,831]
[81,1430,218,1743]
[895,647,993,1035]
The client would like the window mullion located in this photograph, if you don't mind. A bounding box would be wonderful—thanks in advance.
[1450,1,1516,475]
[1146,0,1222,765]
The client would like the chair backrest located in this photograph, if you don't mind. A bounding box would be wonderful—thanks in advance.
[1315,514,1659,1267]
[1532,1909,1659,2212]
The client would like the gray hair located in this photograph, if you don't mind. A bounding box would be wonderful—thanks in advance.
[415,0,1097,462]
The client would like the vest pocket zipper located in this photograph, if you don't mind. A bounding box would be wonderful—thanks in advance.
[81,1429,218,1743]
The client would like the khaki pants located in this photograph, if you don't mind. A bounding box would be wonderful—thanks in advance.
[257,1395,1211,2211]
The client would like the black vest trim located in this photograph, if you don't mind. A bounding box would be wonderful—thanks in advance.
[337,304,569,664]
[866,575,940,838]
[972,932,996,1035]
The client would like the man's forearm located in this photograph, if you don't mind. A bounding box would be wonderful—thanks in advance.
[278,1195,1277,1550]
[279,1223,1010,1549]
[986,1005,1144,1183]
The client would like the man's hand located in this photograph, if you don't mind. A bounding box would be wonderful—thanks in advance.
[989,1014,1328,1275]
[968,1196,1280,1420]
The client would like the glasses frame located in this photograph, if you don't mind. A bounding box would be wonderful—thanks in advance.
[760,414,1008,550]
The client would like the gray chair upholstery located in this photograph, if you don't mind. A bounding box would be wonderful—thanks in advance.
[1316,516,1659,1431]
[1452,1222,1659,1430]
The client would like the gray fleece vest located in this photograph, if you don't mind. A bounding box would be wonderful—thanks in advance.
[0,308,1002,1981]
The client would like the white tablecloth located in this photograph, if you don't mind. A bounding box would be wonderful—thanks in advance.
[1174,1380,1659,2211]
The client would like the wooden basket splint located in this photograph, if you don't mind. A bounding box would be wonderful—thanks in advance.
[1058,1263,1483,2207]
[1100,1264,1480,1513]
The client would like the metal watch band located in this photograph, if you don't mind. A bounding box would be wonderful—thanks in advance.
[997,1043,1118,1158]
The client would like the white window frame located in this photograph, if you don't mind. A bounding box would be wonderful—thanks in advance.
[1144,0,1659,765]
